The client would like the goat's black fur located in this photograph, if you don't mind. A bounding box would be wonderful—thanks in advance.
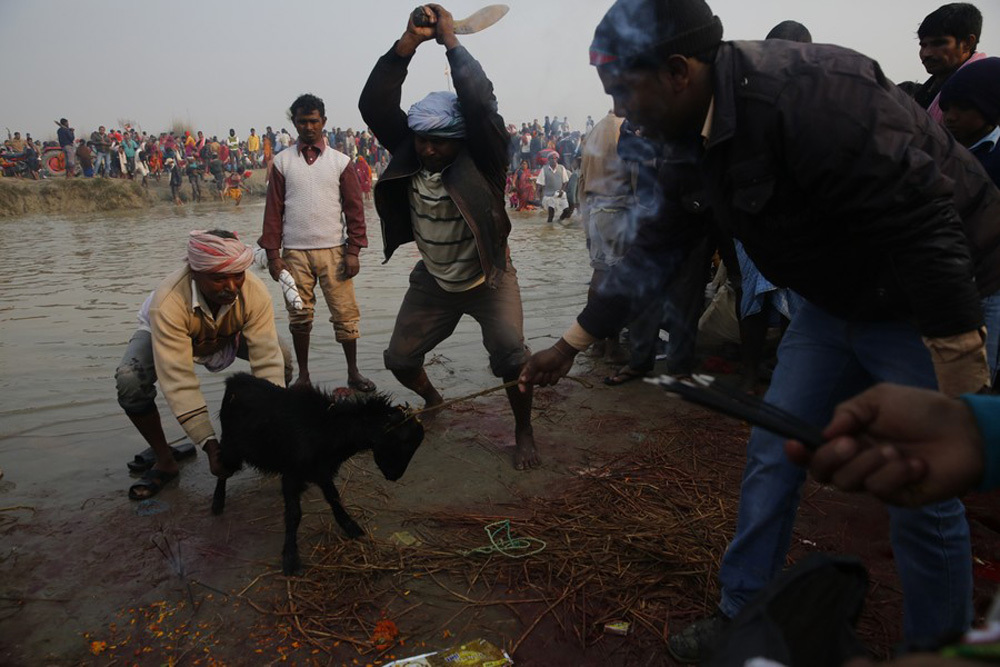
[214,373,424,575]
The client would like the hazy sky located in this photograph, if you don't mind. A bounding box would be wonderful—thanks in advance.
[1,0,997,141]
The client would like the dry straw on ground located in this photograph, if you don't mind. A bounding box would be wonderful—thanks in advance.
[242,424,747,660]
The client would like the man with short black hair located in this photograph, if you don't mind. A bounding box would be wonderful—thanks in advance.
[360,3,538,470]
[226,128,240,171]
[259,93,375,392]
[7,131,24,153]
[76,139,94,178]
[521,0,1000,658]
[764,19,812,42]
[247,128,260,168]
[57,118,75,178]
[915,2,986,121]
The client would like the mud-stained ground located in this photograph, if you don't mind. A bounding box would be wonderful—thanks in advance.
[4,351,1000,666]
[2,196,999,666]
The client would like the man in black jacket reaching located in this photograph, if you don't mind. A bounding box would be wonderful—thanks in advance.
[520,0,1000,660]
[359,4,537,470]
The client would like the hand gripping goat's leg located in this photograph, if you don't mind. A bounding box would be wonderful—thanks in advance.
[317,478,364,539]
[280,475,306,576]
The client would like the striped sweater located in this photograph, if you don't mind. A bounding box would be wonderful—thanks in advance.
[409,169,483,292]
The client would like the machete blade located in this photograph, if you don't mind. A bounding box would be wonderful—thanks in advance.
[454,4,510,34]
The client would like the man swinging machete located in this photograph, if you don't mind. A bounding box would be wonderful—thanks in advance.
[358,4,540,470]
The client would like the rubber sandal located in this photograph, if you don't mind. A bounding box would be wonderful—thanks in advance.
[603,367,650,386]
[347,377,377,393]
[128,468,179,501]
[127,442,196,473]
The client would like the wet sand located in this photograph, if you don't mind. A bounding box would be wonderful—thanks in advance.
[2,198,998,665]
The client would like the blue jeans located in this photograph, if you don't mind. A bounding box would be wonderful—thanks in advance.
[981,292,1000,380]
[95,151,110,176]
[718,301,973,642]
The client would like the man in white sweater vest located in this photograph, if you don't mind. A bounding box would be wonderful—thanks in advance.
[259,93,375,392]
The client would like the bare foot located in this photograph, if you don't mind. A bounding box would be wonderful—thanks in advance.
[417,392,444,424]
[513,427,539,471]
[347,373,376,393]
[128,463,180,500]
[290,374,312,389]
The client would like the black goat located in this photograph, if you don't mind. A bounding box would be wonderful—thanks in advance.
[213,372,424,575]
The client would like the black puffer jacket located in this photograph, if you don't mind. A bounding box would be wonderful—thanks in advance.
[580,40,1000,340]
[360,44,512,289]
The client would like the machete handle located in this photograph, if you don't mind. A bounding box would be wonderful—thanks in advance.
[411,6,434,27]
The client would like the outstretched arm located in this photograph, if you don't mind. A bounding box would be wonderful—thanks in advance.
[520,185,703,391]
[785,383,992,506]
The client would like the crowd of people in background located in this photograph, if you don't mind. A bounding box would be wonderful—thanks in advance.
[20,0,1000,662]
[1,114,597,216]
[1,0,995,411]
[0,72,598,207]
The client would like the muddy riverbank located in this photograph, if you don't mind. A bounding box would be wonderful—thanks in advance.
[0,170,267,218]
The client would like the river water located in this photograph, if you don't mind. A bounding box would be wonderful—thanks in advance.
[0,201,591,508]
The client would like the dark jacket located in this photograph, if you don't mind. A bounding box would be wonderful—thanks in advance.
[580,40,1000,340]
[972,140,1000,188]
[57,126,74,148]
[359,44,512,289]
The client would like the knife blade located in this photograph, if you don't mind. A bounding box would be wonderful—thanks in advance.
[412,4,510,35]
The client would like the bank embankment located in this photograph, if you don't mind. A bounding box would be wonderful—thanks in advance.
[0,178,158,218]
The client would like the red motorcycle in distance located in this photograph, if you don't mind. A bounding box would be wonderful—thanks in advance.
[40,143,80,177]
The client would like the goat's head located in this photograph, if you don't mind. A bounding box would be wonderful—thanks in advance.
[372,406,424,482]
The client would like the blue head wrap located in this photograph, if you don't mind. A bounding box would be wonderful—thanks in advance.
[407,91,466,139]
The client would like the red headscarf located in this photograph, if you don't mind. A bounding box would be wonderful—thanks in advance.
[186,231,253,273]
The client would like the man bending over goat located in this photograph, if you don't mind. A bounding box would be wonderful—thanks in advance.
[359,4,538,470]
[115,230,292,500]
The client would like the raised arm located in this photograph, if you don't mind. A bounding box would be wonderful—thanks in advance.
[359,6,438,152]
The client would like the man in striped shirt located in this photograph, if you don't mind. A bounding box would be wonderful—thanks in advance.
[360,4,538,470]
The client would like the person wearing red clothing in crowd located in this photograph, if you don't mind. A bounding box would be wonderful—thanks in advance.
[163,132,178,162]
[354,154,373,201]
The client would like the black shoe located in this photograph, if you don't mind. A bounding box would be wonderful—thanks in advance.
[667,611,730,664]
[126,442,197,473]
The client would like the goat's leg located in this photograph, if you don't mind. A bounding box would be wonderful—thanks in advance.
[280,475,306,575]
[211,478,227,515]
[317,479,364,539]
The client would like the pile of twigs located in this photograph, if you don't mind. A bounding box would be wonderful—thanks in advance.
[241,424,744,659]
